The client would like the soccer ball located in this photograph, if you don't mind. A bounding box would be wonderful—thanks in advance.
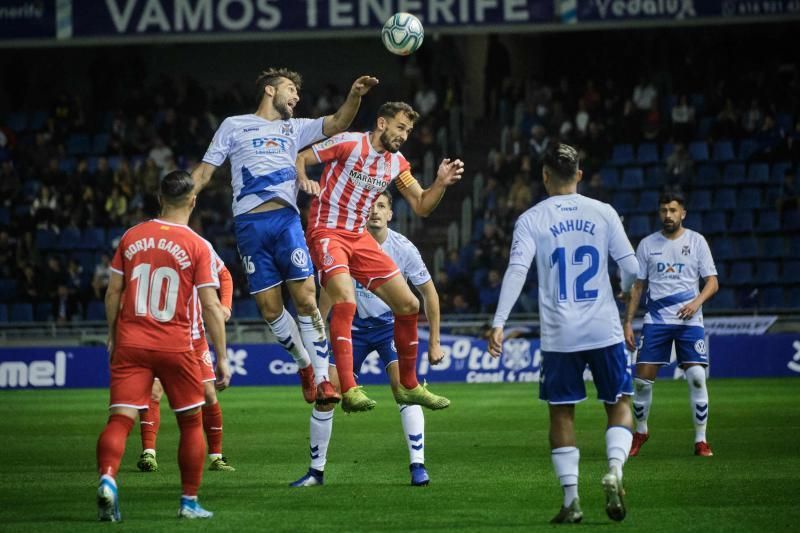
[381,13,424,56]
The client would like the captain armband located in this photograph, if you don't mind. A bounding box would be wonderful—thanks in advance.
[395,170,418,191]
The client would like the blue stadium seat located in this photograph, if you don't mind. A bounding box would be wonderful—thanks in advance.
[610,144,634,166]
[35,228,59,250]
[637,190,659,212]
[790,237,800,258]
[712,189,737,210]
[620,167,644,190]
[645,166,666,187]
[87,300,106,321]
[598,167,619,188]
[711,237,734,261]
[776,112,794,132]
[715,261,728,281]
[703,212,727,235]
[92,133,110,155]
[34,303,53,322]
[67,133,91,156]
[738,139,759,161]
[737,236,759,259]
[728,263,753,286]
[723,163,746,184]
[0,278,15,302]
[689,190,712,211]
[688,141,709,161]
[0,207,9,226]
[80,227,106,250]
[695,116,713,140]
[710,288,736,309]
[29,110,48,130]
[10,303,33,322]
[739,188,762,210]
[22,179,41,200]
[58,157,77,174]
[728,212,754,234]
[661,142,675,160]
[788,288,800,308]
[690,93,705,114]
[771,162,792,183]
[56,227,81,251]
[695,164,720,187]
[712,140,735,162]
[612,192,635,214]
[6,111,28,132]
[637,143,659,164]
[762,287,785,308]
[761,236,785,258]
[627,215,651,239]
[108,155,122,171]
[233,299,260,319]
[747,163,769,184]
[683,212,702,231]
[0,304,7,322]
[787,210,800,232]
[107,226,126,248]
[756,211,780,233]
[754,261,780,285]
[784,260,800,284]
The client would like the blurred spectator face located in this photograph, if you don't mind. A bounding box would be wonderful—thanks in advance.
[590,173,603,188]
[488,269,500,285]
[57,285,69,298]
[482,222,497,239]
[47,257,59,270]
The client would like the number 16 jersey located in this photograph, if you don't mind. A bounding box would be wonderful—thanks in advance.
[508,194,635,352]
[110,219,220,352]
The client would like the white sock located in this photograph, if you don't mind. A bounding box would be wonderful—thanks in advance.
[633,377,654,434]
[208,453,222,460]
[268,308,311,368]
[309,408,334,471]
[143,448,155,457]
[606,426,633,480]
[181,495,197,501]
[551,447,579,507]
[399,404,425,465]
[297,310,330,385]
[685,366,709,443]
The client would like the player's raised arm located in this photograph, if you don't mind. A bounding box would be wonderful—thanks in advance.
[323,75,379,137]
[191,162,218,194]
[104,271,124,358]
[398,158,465,217]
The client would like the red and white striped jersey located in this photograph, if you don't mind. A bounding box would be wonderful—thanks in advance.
[309,132,412,232]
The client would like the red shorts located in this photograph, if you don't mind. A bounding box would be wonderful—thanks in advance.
[307,228,400,289]
[110,346,204,413]
[195,340,216,383]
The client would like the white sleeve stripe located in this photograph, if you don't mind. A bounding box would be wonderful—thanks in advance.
[196,282,220,289]
[109,267,123,275]
[613,253,636,262]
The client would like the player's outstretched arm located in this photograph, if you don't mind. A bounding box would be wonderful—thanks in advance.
[416,280,443,365]
[104,272,124,360]
[199,287,231,389]
[296,149,322,196]
[399,159,465,217]
[323,75,379,137]
[191,162,218,194]
[623,279,645,350]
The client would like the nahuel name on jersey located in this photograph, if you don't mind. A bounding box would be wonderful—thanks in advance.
[348,168,387,191]
[549,219,597,238]
[123,238,192,270]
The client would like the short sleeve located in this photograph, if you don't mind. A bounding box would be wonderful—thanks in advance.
[696,235,718,278]
[606,205,636,262]
[635,240,649,280]
[202,118,235,166]
[312,133,357,163]
[403,243,431,287]
[293,117,326,150]
[110,241,124,276]
[508,216,537,268]
[194,239,220,289]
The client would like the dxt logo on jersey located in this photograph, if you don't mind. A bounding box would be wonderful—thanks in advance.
[252,137,288,154]
[657,262,685,273]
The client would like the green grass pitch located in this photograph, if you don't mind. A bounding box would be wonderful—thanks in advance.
[1,379,798,532]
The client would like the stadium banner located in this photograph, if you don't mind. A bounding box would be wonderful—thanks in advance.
[574,0,800,21]
[0,1,58,39]
[1,333,799,389]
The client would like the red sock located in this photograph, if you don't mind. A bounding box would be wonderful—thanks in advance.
[176,410,205,497]
[97,414,135,477]
[330,302,357,392]
[202,401,223,456]
[140,399,160,451]
[394,313,420,389]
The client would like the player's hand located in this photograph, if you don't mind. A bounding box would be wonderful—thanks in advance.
[616,291,630,303]
[350,76,379,97]
[297,175,321,196]
[488,327,504,358]
[428,342,445,366]
[215,358,232,391]
[436,158,465,187]
[222,306,232,322]
[677,300,700,320]
[623,322,636,351]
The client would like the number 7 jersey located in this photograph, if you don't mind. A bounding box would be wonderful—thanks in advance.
[509,194,635,352]
[110,219,220,352]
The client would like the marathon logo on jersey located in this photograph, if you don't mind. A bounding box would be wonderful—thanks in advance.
[0,351,67,388]
[252,136,289,155]
[348,168,388,191]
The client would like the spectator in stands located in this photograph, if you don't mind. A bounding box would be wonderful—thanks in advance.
[671,95,695,142]
[104,185,128,225]
[506,173,534,215]
[0,229,15,278]
[0,160,21,205]
[715,98,740,139]
[31,185,58,230]
[18,264,39,302]
[777,169,799,222]
[158,108,180,148]
[574,99,590,138]
[52,284,81,324]
[617,100,640,143]
[529,124,550,161]
[414,80,438,118]
[148,136,174,171]
[451,292,472,315]
[479,269,502,313]
[108,112,128,155]
[788,119,800,166]
[754,115,785,162]
[742,98,763,134]
[445,249,467,283]
[583,172,611,203]
[633,76,658,112]
[581,122,611,170]
[91,253,111,299]
[666,143,694,187]
[41,255,64,302]
[128,114,154,154]
[434,269,453,314]
[642,100,661,141]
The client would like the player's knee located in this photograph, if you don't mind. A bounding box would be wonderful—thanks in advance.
[259,303,283,323]
[294,298,317,316]
[203,384,218,404]
[397,295,419,315]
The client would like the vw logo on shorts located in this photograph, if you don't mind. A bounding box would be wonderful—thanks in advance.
[694,339,707,355]
[291,248,308,268]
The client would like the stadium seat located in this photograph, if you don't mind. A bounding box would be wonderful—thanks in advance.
[714,261,728,281]
[761,236,785,259]
[723,163,746,184]
[627,215,651,239]
[728,212,754,234]
[754,260,780,285]
[661,142,675,161]
[620,167,644,190]
[107,226,125,248]
[108,155,122,171]
[612,192,635,213]
[35,228,58,251]
[29,110,48,130]
[771,162,792,184]
[738,188,762,210]
[58,157,77,174]
[688,141,709,161]
[56,227,81,251]
[610,144,634,166]
[0,304,7,323]
[703,212,727,235]
[713,188,737,210]
[689,189,712,211]
[233,299,260,319]
[690,93,705,114]
[786,210,800,232]
[10,303,33,322]
[738,138,759,161]
[598,167,619,188]
[0,278,15,302]
[710,288,736,309]
[695,116,713,140]
[637,190,659,212]
[737,236,759,259]
[79,227,106,250]
[0,207,9,226]
[34,302,53,322]
[747,163,769,184]
[67,133,91,156]
[645,166,667,187]
[22,179,41,200]
[637,143,659,164]
[683,212,702,231]
[87,300,106,321]
[6,111,28,132]
[712,140,735,162]
[762,287,785,308]
[711,237,734,261]
[790,237,800,258]
[776,112,794,132]
[695,164,720,187]
[728,263,753,287]
[756,211,780,233]
[92,133,110,155]
[784,260,800,284]
[788,288,800,308]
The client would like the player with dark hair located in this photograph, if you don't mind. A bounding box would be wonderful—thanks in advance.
[295,101,463,412]
[96,170,231,521]
[192,68,378,405]
[489,143,640,523]
[290,191,443,487]
[623,190,719,457]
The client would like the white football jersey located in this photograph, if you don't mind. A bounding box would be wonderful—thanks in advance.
[636,229,717,326]
[509,194,635,352]
[202,114,326,216]
[353,229,430,329]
